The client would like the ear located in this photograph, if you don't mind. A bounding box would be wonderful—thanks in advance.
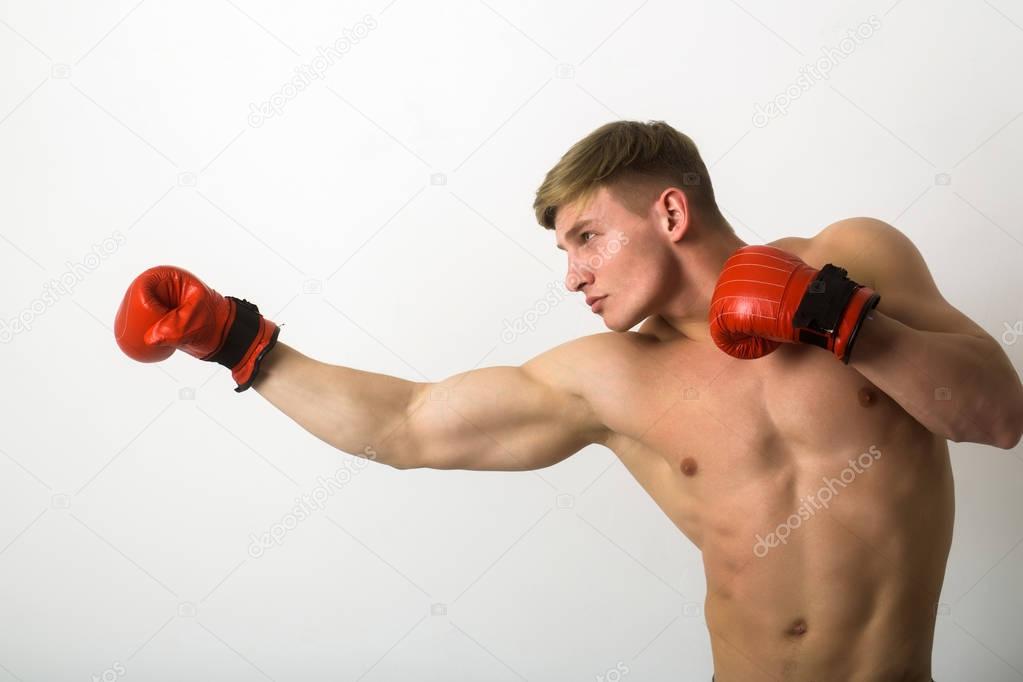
[659,187,690,243]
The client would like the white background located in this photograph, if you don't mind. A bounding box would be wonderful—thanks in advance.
[2,0,1023,680]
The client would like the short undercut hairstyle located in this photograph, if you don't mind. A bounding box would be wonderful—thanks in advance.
[533,120,720,230]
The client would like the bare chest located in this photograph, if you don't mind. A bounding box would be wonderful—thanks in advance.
[603,338,905,455]
[594,336,931,539]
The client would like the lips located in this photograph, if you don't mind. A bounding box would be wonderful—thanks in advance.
[587,295,607,310]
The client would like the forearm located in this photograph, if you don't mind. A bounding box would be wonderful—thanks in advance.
[849,311,1023,447]
[252,342,419,467]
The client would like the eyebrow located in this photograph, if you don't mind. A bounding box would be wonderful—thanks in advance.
[555,219,593,251]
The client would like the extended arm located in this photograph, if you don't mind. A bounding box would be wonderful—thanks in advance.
[114,265,608,469]
[252,342,418,467]
[253,339,608,470]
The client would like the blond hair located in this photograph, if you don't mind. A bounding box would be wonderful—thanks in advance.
[533,120,719,230]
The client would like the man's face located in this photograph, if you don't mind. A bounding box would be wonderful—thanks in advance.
[554,185,680,332]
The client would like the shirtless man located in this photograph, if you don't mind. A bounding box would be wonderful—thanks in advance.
[114,120,1023,681]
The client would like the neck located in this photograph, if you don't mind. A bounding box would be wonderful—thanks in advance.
[658,220,746,342]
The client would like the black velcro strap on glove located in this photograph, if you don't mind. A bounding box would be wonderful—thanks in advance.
[792,265,858,343]
[210,296,261,370]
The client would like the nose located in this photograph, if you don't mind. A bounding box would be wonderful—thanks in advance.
[564,257,594,292]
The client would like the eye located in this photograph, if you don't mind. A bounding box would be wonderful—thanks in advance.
[580,231,595,244]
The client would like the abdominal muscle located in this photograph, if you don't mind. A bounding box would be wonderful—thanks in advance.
[699,436,953,682]
[600,334,955,682]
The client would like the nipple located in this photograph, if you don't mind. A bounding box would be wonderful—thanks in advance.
[787,618,808,636]
[680,457,698,476]
[857,386,877,407]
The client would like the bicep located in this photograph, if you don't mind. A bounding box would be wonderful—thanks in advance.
[405,361,606,471]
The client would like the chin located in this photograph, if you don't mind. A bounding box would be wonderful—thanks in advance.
[603,310,640,333]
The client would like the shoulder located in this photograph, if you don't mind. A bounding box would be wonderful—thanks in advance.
[812,215,914,263]
[522,330,657,397]
[803,216,918,289]
[528,330,657,372]
[520,331,653,447]
[805,217,988,337]
[811,215,901,250]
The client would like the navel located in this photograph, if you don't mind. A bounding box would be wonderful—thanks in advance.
[857,386,877,407]
[680,457,698,476]
[787,618,808,637]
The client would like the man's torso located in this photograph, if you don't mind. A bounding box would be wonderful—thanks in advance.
[577,235,954,681]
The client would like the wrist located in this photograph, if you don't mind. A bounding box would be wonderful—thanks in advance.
[208,297,281,392]
[792,264,880,363]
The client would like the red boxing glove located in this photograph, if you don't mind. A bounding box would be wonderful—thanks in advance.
[114,266,280,392]
[708,245,879,363]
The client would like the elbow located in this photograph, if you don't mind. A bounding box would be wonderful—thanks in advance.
[992,386,1023,449]
[990,408,1023,450]
[382,439,424,470]
[944,416,1018,449]
[373,441,423,470]
[948,384,1023,449]
[388,457,417,471]
[957,408,1023,450]
[347,442,418,470]
[993,430,1022,450]
[380,383,427,470]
